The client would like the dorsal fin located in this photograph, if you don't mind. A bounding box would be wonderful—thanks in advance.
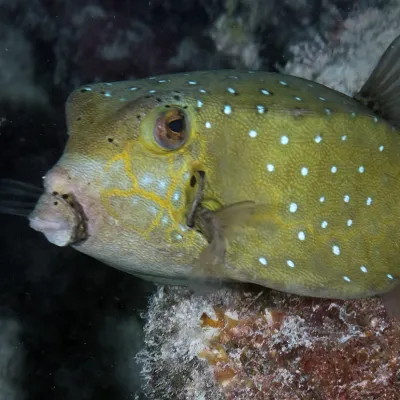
[354,34,400,127]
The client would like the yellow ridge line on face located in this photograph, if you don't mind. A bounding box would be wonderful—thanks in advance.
[102,140,188,238]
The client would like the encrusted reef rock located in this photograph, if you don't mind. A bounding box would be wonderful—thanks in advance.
[138,286,400,399]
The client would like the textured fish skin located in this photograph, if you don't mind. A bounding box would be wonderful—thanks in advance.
[35,67,398,301]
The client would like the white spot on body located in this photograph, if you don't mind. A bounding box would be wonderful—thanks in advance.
[148,89,157,94]
[260,89,271,95]
[266,164,275,172]
[301,167,309,176]
[188,81,197,85]
[319,96,326,101]
[199,89,206,93]
[279,80,287,86]
[319,196,325,203]
[387,274,394,279]
[358,166,364,173]
[321,221,328,229]
[259,257,268,266]
[360,266,368,273]
[224,105,232,114]
[379,145,384,152]
[344,195,350,203]
[287,260,295,268]
[332,245,340,255]
[298,231,305,241]
[257,105,265,114]
[140,174,153,187]
[343,276,351,282]
[331,166,337,173]
[173,192,181,202]
[129,86,137,91]
[104,92,112,97]
[281,135,289,145]
[248,130,257,138]
[294,96,302,101]
[205,122,212,128]
[315,135,322,143]
[197,100,203,108]
[341,135,347,141]
[227,87,236,94]
[289,202,298,213]
[366,197,373,206]
[158,79,168,83]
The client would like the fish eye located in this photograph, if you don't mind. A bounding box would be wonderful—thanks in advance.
[154,108,188,150]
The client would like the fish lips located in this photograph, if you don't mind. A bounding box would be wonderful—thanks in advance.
[29,192,88,247]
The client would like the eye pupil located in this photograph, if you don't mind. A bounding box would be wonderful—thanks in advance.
[154,108,189,150]
[168,118,184,133]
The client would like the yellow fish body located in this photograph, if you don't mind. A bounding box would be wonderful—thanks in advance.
[2,36,400,305]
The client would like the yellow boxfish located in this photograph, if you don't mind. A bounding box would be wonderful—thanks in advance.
[1,35,400,316]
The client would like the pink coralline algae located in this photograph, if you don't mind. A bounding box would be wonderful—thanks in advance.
[199,291,400,399]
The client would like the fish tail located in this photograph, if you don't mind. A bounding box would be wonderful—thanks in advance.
[354,34,400,127]
[0,179,42,217]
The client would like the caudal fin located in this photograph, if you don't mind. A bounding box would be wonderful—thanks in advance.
[354,34,400,127]
[0,179,42,217]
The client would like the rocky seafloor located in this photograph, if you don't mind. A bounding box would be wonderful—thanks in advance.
[0,0,399,399]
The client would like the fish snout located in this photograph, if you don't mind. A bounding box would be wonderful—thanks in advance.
[29,166,89,247]
[29,191,88,246]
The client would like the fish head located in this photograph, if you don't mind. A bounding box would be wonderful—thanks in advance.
[29,79,209,278]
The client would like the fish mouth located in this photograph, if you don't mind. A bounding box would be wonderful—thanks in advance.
[28,190,89,247]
